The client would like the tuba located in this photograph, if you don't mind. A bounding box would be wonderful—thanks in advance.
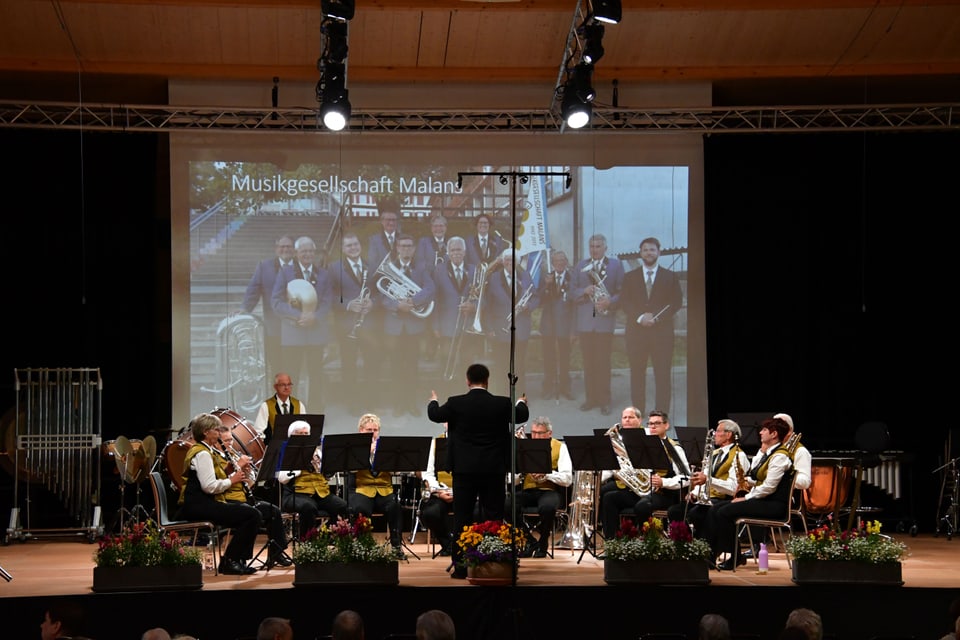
[557,470,595,550]
[605,424,651,496]
[286,278,318,313]
[200,313,267,415]
[375,255,434,318]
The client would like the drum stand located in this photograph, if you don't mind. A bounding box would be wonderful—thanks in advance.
[934,457,959,540]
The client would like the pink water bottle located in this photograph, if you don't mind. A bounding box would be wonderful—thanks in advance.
[758,542,769,574]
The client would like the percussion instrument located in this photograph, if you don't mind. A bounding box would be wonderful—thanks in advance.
[160,428,195,492]
[396,472,423,508]
[804,456,855,515]
[212,408,265,467]
[104,436,152,484]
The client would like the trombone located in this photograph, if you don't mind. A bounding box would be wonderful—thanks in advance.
[445,263,488,379]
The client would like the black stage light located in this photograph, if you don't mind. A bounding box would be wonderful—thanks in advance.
[592,0,621,25]
[323,19,349,64]
[321,0,355,21]
[317,62,351,131]
[561,86,591,129]
[582,22,605,65]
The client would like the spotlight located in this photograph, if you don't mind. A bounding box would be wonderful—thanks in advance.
[317,62,351,131]
[321,0,355,21]
[592,0,621,25]
[581,22,605,65]
[561,89,591,129]
[323,19,349,64]
[571,62,595,102]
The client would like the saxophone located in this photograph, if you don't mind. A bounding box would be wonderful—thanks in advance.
[733,443,751,497]
[694,428,716,504]
[605,424,651,496]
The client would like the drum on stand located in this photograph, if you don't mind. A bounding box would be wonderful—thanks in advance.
[395,472,423,508]
[212,408,265,467]
[804,457,855,517]
[160,427,195,493]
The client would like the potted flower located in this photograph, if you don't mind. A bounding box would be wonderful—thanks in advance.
[602,517,712,585]
[92,520,204,592]
[455,520,527,585]
[784,519,907,585]
[292,514,400,586]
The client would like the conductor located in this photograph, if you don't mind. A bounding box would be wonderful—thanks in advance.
[427,362,529,579]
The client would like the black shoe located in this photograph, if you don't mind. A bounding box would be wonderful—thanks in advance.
[268,554,293,568]
[219,559,256,575]
[438,547,451,557]
[392,545,407,560]
[717,555,747,571]
[600,405,611,416]
[451,567,467,579]
[579,402,594,411]
[532,548,548,559]
[518,545,535,558]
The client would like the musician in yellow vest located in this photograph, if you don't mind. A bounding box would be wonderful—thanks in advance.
[599,406,646,539]
[346,413,406,558]
[176,412,262,575]
[667,419,750,538]
[631,410,692,524]
[278,420,350,540]
[420,424,457,557]
[709,416,794,570]
[252,372,305,446]
[508,416,573,558]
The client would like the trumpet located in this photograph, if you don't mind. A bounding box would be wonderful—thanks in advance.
[347,270,370,339]
[503,282,534,332]
[375,255,434,318]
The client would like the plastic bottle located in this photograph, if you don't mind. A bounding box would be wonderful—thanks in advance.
[203,539,215,572]
[757,542,769,574]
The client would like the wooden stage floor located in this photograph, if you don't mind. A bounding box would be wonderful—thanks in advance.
[1,532,959,640]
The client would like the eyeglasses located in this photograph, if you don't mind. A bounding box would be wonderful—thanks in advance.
[277,383,293,387]
[531,430,550,435]
[647,421,665,426]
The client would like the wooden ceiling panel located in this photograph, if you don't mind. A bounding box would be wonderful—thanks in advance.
[349,10,425,68]
[416,11,452,68]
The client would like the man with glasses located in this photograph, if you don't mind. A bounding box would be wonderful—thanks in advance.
[631,410,691,524]
[238,234,295,373]
[507,416,573,558]
[367,205,400,269]
[253,372,305,446]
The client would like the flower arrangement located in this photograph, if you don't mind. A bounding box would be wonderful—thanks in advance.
[603,517,712,562]
[292,514,398,564]
[94,520,203,568]
[784,520,907,563]
[455,520,527,568]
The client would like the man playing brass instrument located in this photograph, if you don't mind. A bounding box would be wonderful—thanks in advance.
[432,236,483,397]
[631,410,691,523]
[667,419,749,539]
[775,412,811,491]
[599,406,646,539]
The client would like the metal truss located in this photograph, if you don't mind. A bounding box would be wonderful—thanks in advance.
[0,100,957,133]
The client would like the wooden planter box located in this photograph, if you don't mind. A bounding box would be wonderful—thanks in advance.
[791,560,903,585]
[293,562,399,587]
[466,561,515,586]
[92,565,203,593]
[603,559,711,585]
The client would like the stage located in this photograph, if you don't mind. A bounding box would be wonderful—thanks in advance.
[0,533,957,640]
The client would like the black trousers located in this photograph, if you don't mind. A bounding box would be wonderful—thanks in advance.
[349,492,403,547]
[281,491,350,539]
[179,498,261,562]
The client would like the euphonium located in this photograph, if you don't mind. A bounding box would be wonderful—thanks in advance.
[582,262,610,316]
[375,255,434,318]
[604,424,651,496]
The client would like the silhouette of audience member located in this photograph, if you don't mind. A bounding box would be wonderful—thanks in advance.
[940,595,960,640]
[416,610,456,640]
[41,601,87,640]
[171,636,197,640]
[142,629,172,640]
[332,610,365,640]
[785,608,823,640]
[258,617,294,640]
[698,613,731,640]
[778,629,809,640]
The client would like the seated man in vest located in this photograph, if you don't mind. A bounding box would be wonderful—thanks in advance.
[507,416,573,558]
[631,410,691,523]
[347,413,406,559]
[278,420,350,540]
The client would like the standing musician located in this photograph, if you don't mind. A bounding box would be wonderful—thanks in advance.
[465,213,504,268]
[432,236,482,396]
[668,419,749,539]
[708,417,794,570]
[631,410,691,523]
[278,420,350,540]
[420,423,456,557]
[346,413,406,559]
[415,214,449,272]
[508,416,573,558]
[486,248,539,396]
[599,406,647,539]
[252,372,304,446]
[176,412,262,575]
[218,425,293,568]
[539,249,576,401]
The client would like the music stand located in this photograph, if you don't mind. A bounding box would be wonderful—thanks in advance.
[320,433,374,473]
[620,431,672,471]
[515,439,552,475]
[251,419,324,571]
[563,435,618,564]
[371,436,432,560]
[675,427,709,468]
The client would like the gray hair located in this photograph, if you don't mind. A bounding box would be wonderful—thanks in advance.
[717,419,741,439]
[447,236,465,251]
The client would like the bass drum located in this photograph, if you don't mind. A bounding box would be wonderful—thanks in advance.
[161,427,195,493]
[212,408,265,467]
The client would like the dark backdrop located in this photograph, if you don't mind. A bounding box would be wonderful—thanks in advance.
[0,126,955,532]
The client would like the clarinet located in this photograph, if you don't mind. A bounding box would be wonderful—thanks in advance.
[217,437,256,502]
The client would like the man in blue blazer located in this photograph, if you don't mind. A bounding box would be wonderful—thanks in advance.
[427,363,529,578]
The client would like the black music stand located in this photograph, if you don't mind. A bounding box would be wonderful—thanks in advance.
[515,439,552,475]
[250,422,323,570]
[320,433,373,474]
[563,435,618,564]
[370,436,432,559]
[620,431,672,472]
[675,427,709,469]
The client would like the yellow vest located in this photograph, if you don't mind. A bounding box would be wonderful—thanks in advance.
[292,470,333,498]
[354,469,395,498]
[178,443,228,505]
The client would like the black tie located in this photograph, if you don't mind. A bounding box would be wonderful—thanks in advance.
[662,439,689,477]
[711,449,726,475]
[403,263,412,278]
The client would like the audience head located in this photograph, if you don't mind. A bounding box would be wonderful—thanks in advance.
[332,610,364,640]
[416,610,456,640]
[41,600,85,640]
[785,608,823,640]
[142,629,172,640]
[258,617,293,640]
[698,614,730,640]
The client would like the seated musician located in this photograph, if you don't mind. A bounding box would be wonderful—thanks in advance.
[631,410,691,523]
[667,419,749,539]
[176,412,262,575]
[775,412,811,490]
[599,406,647,539]
[278,420,350,540]
[217,425,292,568]
[347,413,406,558]
[420,423,456,556]
[507,416,573,558]
[708,416,794,570]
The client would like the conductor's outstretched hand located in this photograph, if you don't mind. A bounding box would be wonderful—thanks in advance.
[429,390,438,403]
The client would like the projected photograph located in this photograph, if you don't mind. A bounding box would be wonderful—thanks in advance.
[181,161,695,438]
